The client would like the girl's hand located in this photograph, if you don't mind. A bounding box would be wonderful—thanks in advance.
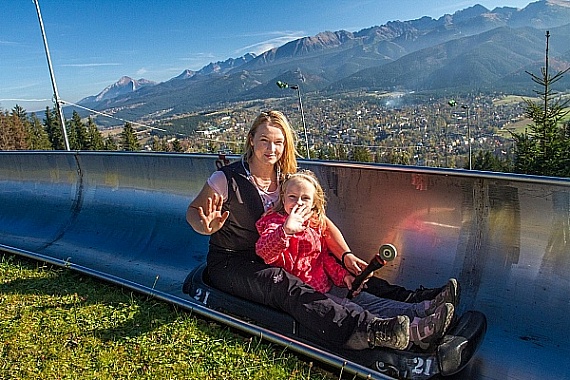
[344,273,370,297]
[343,273,367,296]
[343,274,355,289]
[342,252,368,275]
[197,193,229,234]
[283,204,312,235]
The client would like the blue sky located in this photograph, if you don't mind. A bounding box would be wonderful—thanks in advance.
[1,0,533,113]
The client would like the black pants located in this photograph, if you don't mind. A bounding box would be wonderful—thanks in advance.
[364,277,413,302]
[207,247,375,347]
[365,276,443,303]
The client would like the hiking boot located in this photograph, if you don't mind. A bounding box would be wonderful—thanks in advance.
[407,278,460,307]
[410,302,454,350]
[368,315,410,350]
[424,278,460,315]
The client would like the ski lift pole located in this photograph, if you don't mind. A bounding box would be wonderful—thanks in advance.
[33,0,70,151]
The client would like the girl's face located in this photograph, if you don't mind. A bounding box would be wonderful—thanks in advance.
[283,178,315,215]
[250,122,284,166]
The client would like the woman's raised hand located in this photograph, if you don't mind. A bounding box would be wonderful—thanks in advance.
[197,193,229,234]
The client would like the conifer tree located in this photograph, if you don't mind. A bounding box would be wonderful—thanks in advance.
[27,113,53,150]
[351,146,372,162]
[104,135,118,150]
[0,110,28,150]
[11,104,27,121]
[159,138,169,152]
[511,31,570,177]
[150,136,161,151]
[120,122,140,151]
[472,150,511,172]
[336,144,348,161]
[10,105,31,149]
[172,139,183,152]
[85,117,104,150]
[44,106,65,150]
[68,111,89,150]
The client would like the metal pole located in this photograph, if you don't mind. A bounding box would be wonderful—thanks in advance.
[33,0,70,151]
[294,86,310,159]
[461,104,471,170]
[467,107,472,170]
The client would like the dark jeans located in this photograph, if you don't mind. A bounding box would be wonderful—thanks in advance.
[207,247,375,347]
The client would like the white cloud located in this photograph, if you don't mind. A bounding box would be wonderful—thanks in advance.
[60,63,122,67]
[179,52,216,61]
[0,39,19,46]
[235,31,306,55]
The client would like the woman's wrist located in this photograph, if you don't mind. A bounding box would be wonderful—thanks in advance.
[341,251,352,269]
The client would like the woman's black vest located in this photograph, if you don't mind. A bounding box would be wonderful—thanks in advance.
[209,161,265,255]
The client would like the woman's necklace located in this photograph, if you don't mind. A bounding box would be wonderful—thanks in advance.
[242,156,280,193]
[242,156,280,209]
[251,174,272,192]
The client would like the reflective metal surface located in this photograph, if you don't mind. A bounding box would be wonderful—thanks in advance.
[1,151,569,379]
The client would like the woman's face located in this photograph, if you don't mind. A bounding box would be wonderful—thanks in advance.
[250,122,285,166]
[283,178,315,215]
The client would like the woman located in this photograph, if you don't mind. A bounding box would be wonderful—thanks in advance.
[186,110,409,351]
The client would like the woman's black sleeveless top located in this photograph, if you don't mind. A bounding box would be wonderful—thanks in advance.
[209,161,264,256]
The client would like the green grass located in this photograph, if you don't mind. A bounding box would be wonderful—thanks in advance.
[0,253,338,380]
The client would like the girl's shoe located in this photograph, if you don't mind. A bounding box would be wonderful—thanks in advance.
[410,302,454,350]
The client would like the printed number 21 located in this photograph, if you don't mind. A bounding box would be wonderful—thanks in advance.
[194,288,210,304]
[412,357,434,376]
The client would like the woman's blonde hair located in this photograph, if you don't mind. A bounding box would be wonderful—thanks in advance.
[272,170,327,229]
[244,110,298,178]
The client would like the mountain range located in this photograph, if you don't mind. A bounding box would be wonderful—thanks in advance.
[72,0,570,125]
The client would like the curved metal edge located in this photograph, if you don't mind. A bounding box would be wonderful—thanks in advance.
[5,150,570,186]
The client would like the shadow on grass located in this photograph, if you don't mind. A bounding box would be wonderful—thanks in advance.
[0,253,181,342]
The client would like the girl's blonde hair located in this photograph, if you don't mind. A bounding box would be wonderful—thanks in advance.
[244,110,298,179]
[273,170,327,229]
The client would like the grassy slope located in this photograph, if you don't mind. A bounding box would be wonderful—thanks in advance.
[0,253,336,380]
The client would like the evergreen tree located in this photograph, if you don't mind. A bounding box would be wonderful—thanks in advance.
[511,31,570,177]
[27,113,53,150]
[385,148,412,165]
[68,111,89,150]
[120,122,140,151]
[0,110,28,150]
[11,105,32,149]
[150,136,162,151]
[172,139,183,152]
[159,138,170,152]
[85,117,104,150]
[351,146,372,162]
[104,135,118,150]
[11,104,27,121]
[336,144,348,161]
[471,150,511,172]
[44,106,65,150]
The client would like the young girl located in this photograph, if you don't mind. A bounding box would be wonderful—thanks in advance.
[255,170,454,350]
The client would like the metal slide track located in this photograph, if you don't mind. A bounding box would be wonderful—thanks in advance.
[0,151,569,379]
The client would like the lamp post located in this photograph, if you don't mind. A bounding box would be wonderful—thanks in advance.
[448,100,471,170]
[276,81,310,159]
[461,105,472,170]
